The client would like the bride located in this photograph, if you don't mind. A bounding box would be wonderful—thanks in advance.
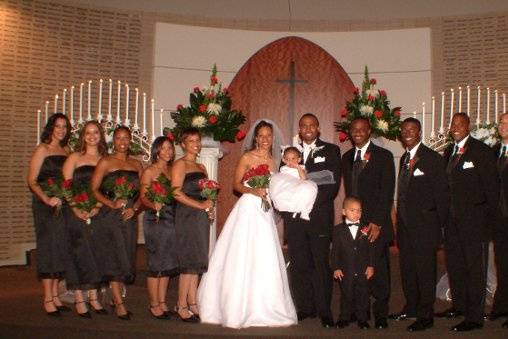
[197,119,297,329]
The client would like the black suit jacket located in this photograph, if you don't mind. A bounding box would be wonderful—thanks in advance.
[396,144,449,247]
[493,143,508,234]
[342,142,395,242]
[331,222,374,276]
[443,136,499,241]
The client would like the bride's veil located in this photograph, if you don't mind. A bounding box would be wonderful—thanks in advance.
[241,119,285,166]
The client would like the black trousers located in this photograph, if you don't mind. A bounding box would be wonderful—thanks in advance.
[285,216,333,319]
[398,227,437,319]
[339,274,370,322]
[444,225,488,324]
[370,241,391,320]
[492,217,508,314]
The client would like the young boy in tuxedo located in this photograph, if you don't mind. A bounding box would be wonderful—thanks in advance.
[332,196,375,329]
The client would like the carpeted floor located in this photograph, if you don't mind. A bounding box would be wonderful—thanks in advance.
[0,246,506,338]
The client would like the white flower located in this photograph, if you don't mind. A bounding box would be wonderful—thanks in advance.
[366,89,379,98]
[360,105,374,115]
[105,133,113,144]
[207,103,222,115]
[377,119,389,132]
[191,115,207,128]
[292,134,302,147]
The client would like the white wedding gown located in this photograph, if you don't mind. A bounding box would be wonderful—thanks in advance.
[197,191,297,328]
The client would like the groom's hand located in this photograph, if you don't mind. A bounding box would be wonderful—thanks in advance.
[367,222,380,242]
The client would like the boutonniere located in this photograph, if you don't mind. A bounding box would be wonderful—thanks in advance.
[456,147,465,155]
[311,145,325,158]
[363,152,371,162]
[360,226,369,237]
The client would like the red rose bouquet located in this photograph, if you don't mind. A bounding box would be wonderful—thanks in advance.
[40,177,72,215]
[198,179,220,201]
[64,181,98,225]
[145,174,175,222]
[103,175,138,204]
[242,164,271,212]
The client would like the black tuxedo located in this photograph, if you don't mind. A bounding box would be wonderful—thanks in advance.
[332,222,374,322]
[342,141,395,320]
[283,138,341,319]
[443,136,499,323]
[396,143,449,319]
[492,143,508,315]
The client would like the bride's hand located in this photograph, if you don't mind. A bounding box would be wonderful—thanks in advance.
[251,188,267,198]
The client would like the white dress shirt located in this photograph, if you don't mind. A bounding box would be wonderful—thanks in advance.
[345,218,360,238]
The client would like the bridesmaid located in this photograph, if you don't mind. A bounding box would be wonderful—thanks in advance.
[91,126,143,320]
[27,113,71,316]
[140,136,178,319]
[62,121,108,318]
[172,128,214,322]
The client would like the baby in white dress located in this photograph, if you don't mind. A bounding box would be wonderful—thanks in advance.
[269,147,318,220]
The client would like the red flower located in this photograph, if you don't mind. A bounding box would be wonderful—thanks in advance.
[199,104,207,113]
[198,179,206,190]
[115,176,126,185]
[207,181,216,189]
[363,152,371,161]
[353,87,359,95]
[236,130,246,141]
[75,192,88,203]
[338,131,349,142]
[47,178,55,186]
[152,182,166,195]
[370,78,377,85]
[222,86,228,93]
[176,104,183,111]
[62,179,72,190]
[193,87,200,93]
[210,75,218,85]
[166,132,174,142]
[206,92,215,99]
[457,147,465,154]
[360,226,369,236]
[379,89,387,97]
[367,95,375,102]
[374,110,383,119]
[340,107,348,118]
[208,115,218,125]
[394,109,401,117]
[128,183,134,190]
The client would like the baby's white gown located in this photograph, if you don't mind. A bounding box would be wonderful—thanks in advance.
[197,185,297,329]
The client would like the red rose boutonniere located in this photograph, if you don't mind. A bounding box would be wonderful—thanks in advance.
[456,147,465,155]
[360,226,369,237]
[363,152,371,162]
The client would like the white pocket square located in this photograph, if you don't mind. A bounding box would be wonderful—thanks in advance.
[463,161,475,169]
[413,168,424,176]
[314,156,325,163]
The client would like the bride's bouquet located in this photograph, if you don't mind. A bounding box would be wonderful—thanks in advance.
[242,164,271,212]
[145,174,175,223]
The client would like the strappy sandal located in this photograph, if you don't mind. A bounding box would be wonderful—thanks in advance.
[74,300,91,319]
[188,303,200,319]
[44,299,60,317]
[149,303,168,320]
[174,305,199,323]
[114,301,132,320]
[52,295,71,312]
[88,298,108,315]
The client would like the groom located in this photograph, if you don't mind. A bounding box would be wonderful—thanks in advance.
[283,113,341,328]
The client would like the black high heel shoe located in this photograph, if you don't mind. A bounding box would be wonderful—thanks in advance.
[149,304,168,320]
[53,296,71,312]
[74,301,91,319]
[188,303,200,320]
[44,300,60,317]
[174,305,199,323]
[114,302,132,320]
[159,301,171,318]
[88,298,108,315]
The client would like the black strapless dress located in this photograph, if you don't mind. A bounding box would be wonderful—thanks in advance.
[63,165,102,290]
[174,172,210,274]
[93,170,139,284]
[143,198,178,277]
[32,155,68,279]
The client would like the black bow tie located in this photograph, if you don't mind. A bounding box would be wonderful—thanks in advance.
[347,222,360,227]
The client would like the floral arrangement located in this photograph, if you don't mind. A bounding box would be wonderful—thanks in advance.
[62,181,98,225]
[470,122,499,147]
[168,65,247,143]
[68,125,143,155]
[335,66,401,142]
[242,164,271,212]
[103,175,138,202]
[40,177,72,215]
[145,174,175,222]
[198,179,220,201]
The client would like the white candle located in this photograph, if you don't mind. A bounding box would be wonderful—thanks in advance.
[116,81,121,123]
[439,91,445,133]
[422,102,426,142]
[467,85,471,115]
[87,80,92,120]
[495,90,499,122]
[37,110,41,144]
[449,88,454,128]
[98,79,103,121]
[70,86,74,124]
[413,110,417,118]
[486,88,491,124]
[79,83,84,123]
[477,86,481,127]
[45,101,49,123]
[458,87,462,112]
[107,79,112,121]
[151,98,155,141]
[134,88,139,130]
[159,109,164,136]
[54,94,58,113]
[431,96,436,138]
[143,93,147,135]
[124,84,130,125]
[62,89,66,115]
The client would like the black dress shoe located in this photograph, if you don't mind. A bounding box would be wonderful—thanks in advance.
[320,317,334,328]
[502,319,508,328]
[450,320,483,331]
[407,318,433,331]
[389,312,413,321]
[335,320,350,328]
[357,321,370,329]
[88,299,108,315]
[374,318,388,329]
[488,311,508,321]
[297,311,316,321]
[435,307,462,318]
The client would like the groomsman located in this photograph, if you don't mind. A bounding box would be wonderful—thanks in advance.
[439,112,499,331]
[283,113,341,328]
[392,117,449,331]
[490,112,508,328]
[342,117,395,329]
